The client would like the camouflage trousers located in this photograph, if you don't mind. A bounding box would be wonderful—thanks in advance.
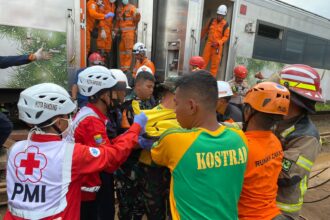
[115,160,171,220]
[115,161,145,220]
[139,163,171,220]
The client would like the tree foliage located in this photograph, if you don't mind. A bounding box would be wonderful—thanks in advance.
[0,25,68,89]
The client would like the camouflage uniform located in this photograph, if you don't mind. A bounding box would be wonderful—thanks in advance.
[138,78,179,220]
[115,91,156,220]
[228,78,250,107]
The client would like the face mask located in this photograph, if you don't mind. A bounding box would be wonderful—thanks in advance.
[60,117,73,141]
[122,0,129,5]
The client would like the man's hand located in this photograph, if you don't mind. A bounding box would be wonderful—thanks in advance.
[33,48,52,61]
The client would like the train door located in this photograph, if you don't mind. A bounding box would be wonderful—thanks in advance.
[200,0,234,80]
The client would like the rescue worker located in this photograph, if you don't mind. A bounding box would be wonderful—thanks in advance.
[106,69,131,139]
[274,65,323,220]
[238,82,290,220]
[97,0,116,66]
[151,71,248,219]
[114,0,141,72]
[0,48,51,69]
[69,66,143,220]
[86,0,115,55]
[71,52,105,108]
[4,82,147,220]
[115,71,156,220]
[216,81,243,123]
[132,42,156,77]
[189,56,205,72]
[135,77,180,220]
[229,65,250,109]
[201,5,230,77]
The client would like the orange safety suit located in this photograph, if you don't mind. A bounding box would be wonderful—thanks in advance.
[115,4,140,71]
[201,18,230,77]
[86,0,106,54]
[97,1,116,52]
[132,57,155,77]
[238,131,283,220]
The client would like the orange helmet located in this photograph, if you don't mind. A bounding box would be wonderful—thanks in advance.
[244,82,290,115]
[234,65,248,79]
[189,56,205,69]
[279,64,323,102]
[88,52,105,65]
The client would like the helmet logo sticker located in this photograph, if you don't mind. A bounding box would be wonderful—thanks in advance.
[35,101,58,111]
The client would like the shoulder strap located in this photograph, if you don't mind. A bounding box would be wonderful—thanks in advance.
[222,21,229,34]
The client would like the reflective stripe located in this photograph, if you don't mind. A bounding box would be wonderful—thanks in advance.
[280,125,295,138]
[280,79,316,91]
[120,66,131,69]
[120,51,132,55]
[276,201,302,213]
[81,186,101,192]
[120,27,136,31]
[296,156,313,171]
[277,176,307,213]
[123,17,134,21]
[281,74,314,84]
[282,67,317,79]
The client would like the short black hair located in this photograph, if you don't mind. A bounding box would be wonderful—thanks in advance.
[175,70,218,110]
[135,71,155,84]
[221,96,231,103]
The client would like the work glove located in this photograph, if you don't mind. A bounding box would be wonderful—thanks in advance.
[133,112,148,133]
[105,12,115,19]
[112,31,116,39]
[101,29,107,39]
[33,48,52,61]
[138,135,154,150]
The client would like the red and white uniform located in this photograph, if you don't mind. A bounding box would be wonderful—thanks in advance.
[5,125,140,219]
[71,103,138,201]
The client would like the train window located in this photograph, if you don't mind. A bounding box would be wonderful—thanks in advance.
[304,36,327,68]
[282,31,306,63]
[253,21,283,61]
[324,43,330,69]
[258,24,283,39]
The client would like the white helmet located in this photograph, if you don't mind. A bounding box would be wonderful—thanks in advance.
[111,69,131,89]
[136,65,153,76]
[133,42,147,55]
[18,83,76,125]
[78,65,118,97]
[217,81,233,98]
[217,5,227,16]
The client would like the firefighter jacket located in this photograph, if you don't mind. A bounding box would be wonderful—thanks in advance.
[275,114,321,219]
[5,130,140,220]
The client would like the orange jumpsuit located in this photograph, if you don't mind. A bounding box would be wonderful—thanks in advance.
[238,131,284,220]
[132,58,155,77]
[97,1,116,52]
[202,19,230,77]
[86,0,106,54]
[115,4,140,71]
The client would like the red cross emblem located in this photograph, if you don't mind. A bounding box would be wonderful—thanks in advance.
[14,146,47,183]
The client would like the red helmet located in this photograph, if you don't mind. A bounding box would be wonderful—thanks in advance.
[280,64,323,102]
[189,56,205,69]
[234,65,248,79]
[88,52,105,65]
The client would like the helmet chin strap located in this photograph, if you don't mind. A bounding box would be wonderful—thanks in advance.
[242,105,256,132]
